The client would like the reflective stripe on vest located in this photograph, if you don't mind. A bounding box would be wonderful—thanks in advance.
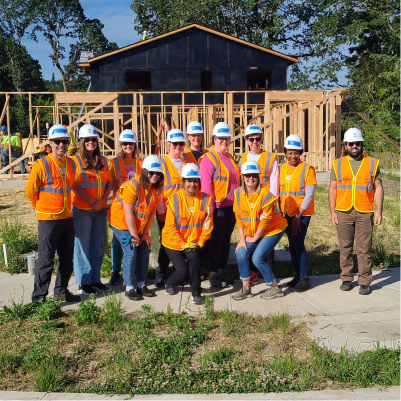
[161,158,184,190]
[279,163,307,197]
[208,151,228,182]
[336,157,375,192]
[261,153,274,184]
[38,158,71,194]
[75,155,108,188]
[172,191,208,230]
[113,157,123,185]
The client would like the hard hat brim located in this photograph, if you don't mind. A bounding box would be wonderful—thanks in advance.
[168,137,186,143]
[49,134,70,139]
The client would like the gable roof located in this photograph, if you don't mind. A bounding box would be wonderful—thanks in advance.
[79,23,298,68]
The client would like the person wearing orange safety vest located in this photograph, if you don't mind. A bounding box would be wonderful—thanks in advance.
[182,121,208,166]
[162,163,213,305]
[25,124,81,304]
[279,135,316,293]
[329,128,383,295]
[233,161,287,301]
[108,155,164,300]
[108,129,142,286]
[199,122,240,288]
[239,124,279,284]
[154,129,188,287]
[71,124,112,296]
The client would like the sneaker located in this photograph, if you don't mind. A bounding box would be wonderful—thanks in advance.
[260,287,283,300]
[53,290,81,303]
[359,285,370,295]
[191,289,202,305]
[92,282,108,291]
[219,270,234,284]
[340,281,352,291]
[125,289,141,301]
[232,286,253,301]
[292,278,311,292]
[78,285,97,295]
[286,276,300,288]
[107,272,121,285]
[137,285,155,297]
[154,277,165,288]
[249,271,259,284]
[165,284,176,295]
[209,273,228,288]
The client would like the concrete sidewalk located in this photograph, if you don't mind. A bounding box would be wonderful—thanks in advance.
[0,268,399,353]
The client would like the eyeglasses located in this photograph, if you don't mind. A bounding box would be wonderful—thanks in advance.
[248,137,262,143]
[347,142,362,147]
[244,174,259,179]
[148,171,162,177]
[217,137,230,142]
[52,139,69,145]
[121,142,134,146]
[84,138,98,143]
[172,142,185,147]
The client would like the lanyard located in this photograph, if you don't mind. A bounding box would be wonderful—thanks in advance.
[245,191,263,236]
[181,190,199,241]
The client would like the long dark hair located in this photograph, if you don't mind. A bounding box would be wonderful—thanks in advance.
[140,168,164,190]
[79,138,105,170]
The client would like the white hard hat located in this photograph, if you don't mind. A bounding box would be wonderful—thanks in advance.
[119,129,137,143]
[79,124,99,139]
[344,127,364,143]
[241,160,261,175]
[245,124,263,137]
[213,122,231,137]
[284,134,303,150]
[181,163,201,179]
[48,124,69,140]
[142,155,163,173]
[186,121,204,135]
[167,129,186,142]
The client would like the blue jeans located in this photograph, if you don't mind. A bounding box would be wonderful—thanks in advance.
[285,215,311,279]
[1,148,27,174]
[236,232,284,285]
[111,227,150,287]
[73,207,107,285]
[111,232,122,273]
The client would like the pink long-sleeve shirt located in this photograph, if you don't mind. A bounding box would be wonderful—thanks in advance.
[200,152,239,208]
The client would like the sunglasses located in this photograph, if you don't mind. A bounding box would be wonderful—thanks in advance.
[172,142,185,147]
[347,142,362,147]
[148,171,162,176]
[52,139,69,145]
[248,137,262,143]
[217,137,230,143]
[244,174,259,179]
[121,142,134,146]
[84,137,98,143]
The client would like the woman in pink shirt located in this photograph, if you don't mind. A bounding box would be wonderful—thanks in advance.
[200,122,240,288]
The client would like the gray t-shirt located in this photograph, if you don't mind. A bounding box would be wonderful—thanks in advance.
[330,157,381,181]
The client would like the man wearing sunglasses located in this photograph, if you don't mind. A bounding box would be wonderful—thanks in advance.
[25,124,81,303]
[329,128,384,295]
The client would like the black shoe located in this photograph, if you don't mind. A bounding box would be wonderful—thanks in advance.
[359,285,370,295]
[78,285,97,295]
[154,277,165,288]
[125,289,141,301]
[137,285,155,297]
[340,281,352,291]
[209,273,227,288]
[92,282,108,291]
[53,290,81,303]
[191,289,202,305]
[287,276,300,288]
[107,272,121,285]
[219,270,234,285]
[292,278,311,292]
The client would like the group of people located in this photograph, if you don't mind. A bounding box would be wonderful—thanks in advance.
[25,120,383,305]
[0,125,27,174]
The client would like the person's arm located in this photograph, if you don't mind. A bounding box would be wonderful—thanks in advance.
[93,180,112,211]
[269,159,279,197]
[198,202,214,247]
[156,194,166,221]
[112,178,119,195]
[25,162,43,207]
[123,201,140,245]
[233,191,247,251]
[199,156,216,203]
[329,180,338,228]
[291,184,316,234]
[140,208,156,247]
[374,179,384,225]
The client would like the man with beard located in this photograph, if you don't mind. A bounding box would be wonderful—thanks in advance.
[329,128,384,295]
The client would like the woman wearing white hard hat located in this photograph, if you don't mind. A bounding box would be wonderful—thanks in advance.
[154,129,188,287]
[239,124,279,284]
[199,122,240,288]
[233,161,287,300]
[182,121,208,166]
[162,163,213,305]
[71,124,112,295]
[279,134,316,292]
[108,155,164,300]
[108,129,142,285]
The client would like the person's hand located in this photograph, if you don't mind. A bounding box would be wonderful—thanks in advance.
[140,233,152,247]
[92,199,101,211]
[94,198,106,210]
[245,235,257,243]
[331,211,339,228]
[158,213,166,223]
[130,234,140,247]
[374,211,382,226]
[235,240,247,254]
[291,216,301,235]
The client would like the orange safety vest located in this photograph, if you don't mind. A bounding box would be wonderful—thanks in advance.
[162,189,212,250]
[201,148,240,203]
[279,161,315,216]
[72,155,110,210]
[160,156,187,204]
[108,177,162,233]
[110,156,142,187]
[239,151,277,190]
[234,187,286,237]
[333,155,379,213]
[35,155,76,215]
[182,148,208,166]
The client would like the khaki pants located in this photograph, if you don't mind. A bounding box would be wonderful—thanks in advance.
[337,209,373,286]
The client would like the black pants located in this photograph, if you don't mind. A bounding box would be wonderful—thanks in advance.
[250,249,275,274]
[209,206,236,272]
[164,247,201,291]
[32,218,75,302]
[156,216,171,281]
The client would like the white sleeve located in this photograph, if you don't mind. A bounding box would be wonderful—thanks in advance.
[300,185,315,211]
[269,159,279,197]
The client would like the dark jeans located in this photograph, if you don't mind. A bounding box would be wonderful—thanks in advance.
[155,215,172,281]
[209,206,236,272]
[164,247,201,291]
[32,218,75,302]
[285,214,311,279]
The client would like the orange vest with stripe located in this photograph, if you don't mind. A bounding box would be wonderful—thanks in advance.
[160,156,187,205]
[182,148,208,166]
[239,151,277,191]
[279,161,315,216]
[234,187,286,237]
[72,155,110,210]
[333,156,379,213]
[162,189,212,250]
[201,148,240,203]
[35,155,76,215]
[108,177,162,233]
[110,156,142,188]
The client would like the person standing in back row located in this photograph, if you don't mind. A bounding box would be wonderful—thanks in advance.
[182,121,208,166]
[329,128,383,295]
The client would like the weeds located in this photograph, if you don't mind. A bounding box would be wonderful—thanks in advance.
[73,294,102,325]
[204,294,215,320]
[199,345,238,366]
[34,354,68,392]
